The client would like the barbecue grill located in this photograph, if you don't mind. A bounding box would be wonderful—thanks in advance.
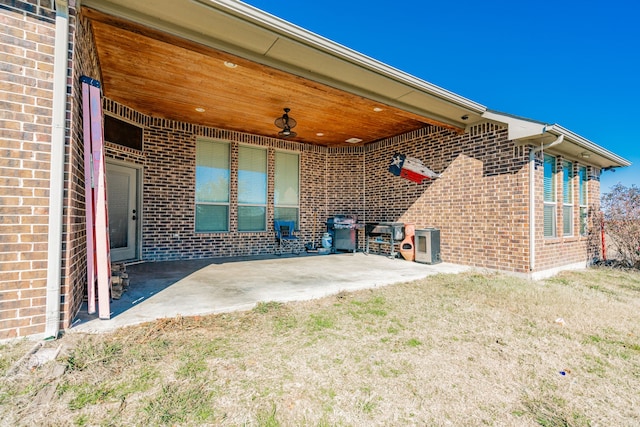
[365,222,405,257]
[326,214,359,252]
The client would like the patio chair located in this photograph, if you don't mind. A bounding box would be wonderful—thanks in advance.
[274,220,301,255]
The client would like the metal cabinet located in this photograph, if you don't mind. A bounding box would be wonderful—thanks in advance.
[415,228,441,264]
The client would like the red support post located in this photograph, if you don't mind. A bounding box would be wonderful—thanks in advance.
[601,215,607,261]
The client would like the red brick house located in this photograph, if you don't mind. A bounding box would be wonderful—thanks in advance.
[1,0,630,340]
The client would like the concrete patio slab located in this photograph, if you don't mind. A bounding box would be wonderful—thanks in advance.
[71,253,470,334]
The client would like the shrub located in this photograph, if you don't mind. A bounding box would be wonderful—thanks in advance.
[601,183,640,268]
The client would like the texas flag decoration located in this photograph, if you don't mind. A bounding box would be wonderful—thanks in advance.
[388,153,440,183]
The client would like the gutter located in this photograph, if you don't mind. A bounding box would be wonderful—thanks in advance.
[529,133,564,272]
[545,124,631,167]
[44,0,70,340]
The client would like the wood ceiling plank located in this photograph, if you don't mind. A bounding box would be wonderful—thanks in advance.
[86,7,461,146]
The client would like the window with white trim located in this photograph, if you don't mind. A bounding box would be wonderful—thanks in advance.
[543,154,557,238]
[562,160,574,236]
[195,139,230,232]
[274,151,300,228]
[578,165,588,236]
[238,145,267,231]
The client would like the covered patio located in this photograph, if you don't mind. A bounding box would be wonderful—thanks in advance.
[71,253,469,333]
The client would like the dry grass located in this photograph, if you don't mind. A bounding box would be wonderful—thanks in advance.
[1,267,639,426]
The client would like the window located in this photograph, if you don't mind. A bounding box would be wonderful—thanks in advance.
[195,139,230,232]
[543,154,556,238]
[274,151,300,228]
[562,160,574,236]
[578,166,588,236]
[238,145,267,231]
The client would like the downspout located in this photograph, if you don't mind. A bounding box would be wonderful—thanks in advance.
[44,0,70,340]
[529,133,564,273]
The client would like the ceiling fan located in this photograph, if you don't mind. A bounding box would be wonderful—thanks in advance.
[274,108,297,138]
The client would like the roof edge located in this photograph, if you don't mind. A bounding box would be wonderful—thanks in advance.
[545,124,631,167]
[196,0,486,115]
[483,110,631,168]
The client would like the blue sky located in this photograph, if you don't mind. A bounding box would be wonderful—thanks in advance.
[241,0,639,193]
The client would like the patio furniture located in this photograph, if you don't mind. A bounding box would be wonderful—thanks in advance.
[274,220,301,255]
[365,222,404,258]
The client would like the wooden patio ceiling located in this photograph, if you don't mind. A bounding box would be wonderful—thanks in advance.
[85,7,467,147]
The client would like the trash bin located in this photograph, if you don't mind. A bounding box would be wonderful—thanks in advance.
[415,228,441,264]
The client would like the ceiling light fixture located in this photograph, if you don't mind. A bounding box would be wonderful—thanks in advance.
[223,61,238,68]
[461,114,469,120]
[274,108,297,138]
[195,107,205,112]
[316,132,324,137]
[345,138,362,144]
[373,107,384,112]
[581,152,591,159]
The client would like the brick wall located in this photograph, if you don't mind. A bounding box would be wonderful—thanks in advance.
[364,124,531,273]
[325,147,365,219]
[0,3,107,339]
[0,0,57,340]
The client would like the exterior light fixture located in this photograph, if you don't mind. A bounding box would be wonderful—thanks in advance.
[274,108,297,138]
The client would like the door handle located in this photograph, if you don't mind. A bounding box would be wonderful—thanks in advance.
[132,209,137,221]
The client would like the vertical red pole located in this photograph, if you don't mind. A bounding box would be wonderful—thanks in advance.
[601,215,607,261]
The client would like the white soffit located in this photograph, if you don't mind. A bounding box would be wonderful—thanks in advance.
[82,0,279,53]
[482,110,546,140]
[397,91,481,124]
[265,38,412,100]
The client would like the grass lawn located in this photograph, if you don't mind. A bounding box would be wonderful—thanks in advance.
[1,267,639,426]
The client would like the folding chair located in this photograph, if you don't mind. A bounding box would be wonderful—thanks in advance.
[274,220,301,255]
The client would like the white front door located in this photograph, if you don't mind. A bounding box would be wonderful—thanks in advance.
[106,162,139,261]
